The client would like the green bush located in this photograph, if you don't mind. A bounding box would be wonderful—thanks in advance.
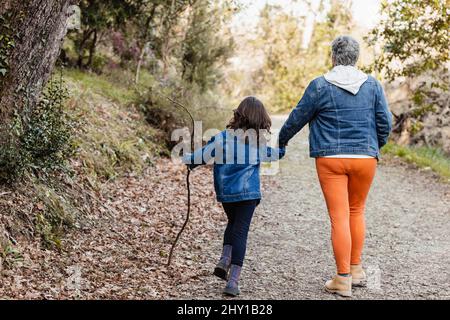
[136,78,231,148]
[34,184,76,249]
[65,68,165,182]
[0,79,76,183]
[382,142,450,180]
[0,12,16,80]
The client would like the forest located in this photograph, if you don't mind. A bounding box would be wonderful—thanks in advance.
[0,0,449,300]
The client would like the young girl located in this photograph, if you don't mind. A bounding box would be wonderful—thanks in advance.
[183,96,285,296]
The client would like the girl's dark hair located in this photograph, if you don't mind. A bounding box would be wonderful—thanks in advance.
[226,96,272,134]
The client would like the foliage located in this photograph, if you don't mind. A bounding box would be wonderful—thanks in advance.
[67,0,190,70]
[368,0,449,82]
[65,68,165,181]
[0,78,76,183]
[65,0,238,94]
[137,0,194,69]
[382,142,450,181]
[34,184,76,248]
[69,0,142,69]
[23,79,75,168]
[181,0,235,91]
[251,4,307,113]
[366,0,449,118]
[0,243,23,269]
[136,74,231,148]
[249,1,354,112]
[0,12,16,80]
[306,0,353,75]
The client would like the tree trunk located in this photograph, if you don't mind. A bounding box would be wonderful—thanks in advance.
[0,0,75,126]
[77,28,95,69]
[86,28,97,69]
[135,42,149,85]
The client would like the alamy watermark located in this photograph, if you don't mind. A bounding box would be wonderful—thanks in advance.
[366,264,383,293]
[170,122,283,175]
[66,264,83,298]
[67,5,81,31]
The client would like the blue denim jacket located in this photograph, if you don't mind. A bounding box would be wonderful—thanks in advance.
[279,75,392,158]
[183,130,285,203]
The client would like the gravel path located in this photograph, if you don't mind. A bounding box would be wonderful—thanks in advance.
[172,115,450,300]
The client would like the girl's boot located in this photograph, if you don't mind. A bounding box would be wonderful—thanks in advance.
[214,245,232,281]
[223,264,241,296]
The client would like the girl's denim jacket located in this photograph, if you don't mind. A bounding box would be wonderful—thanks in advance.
[183,130,285,203]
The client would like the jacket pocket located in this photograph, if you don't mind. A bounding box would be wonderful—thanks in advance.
[222,165,249,195]
[242,167,255,193]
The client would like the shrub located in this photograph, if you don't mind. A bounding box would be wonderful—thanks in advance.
[34,184,76,249]
[136,78,231,148]
[65,68,165,181]
[136,80,193,149]
[0,78,76,183]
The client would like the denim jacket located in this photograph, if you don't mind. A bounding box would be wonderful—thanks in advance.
[279,75,392,158]
[183,130,285,203]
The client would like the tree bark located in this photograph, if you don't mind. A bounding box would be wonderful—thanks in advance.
[86,28,97,68]
[0,0,76,126]
[77,28,95,68]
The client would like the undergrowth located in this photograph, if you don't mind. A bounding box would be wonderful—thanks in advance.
[0,65,231,263]
[382,142,450,181]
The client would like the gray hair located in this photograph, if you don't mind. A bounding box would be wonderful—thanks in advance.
[331,36,360,66]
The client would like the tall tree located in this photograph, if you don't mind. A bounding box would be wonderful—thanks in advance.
[181,0,235,91]
[366,0,449,146]
[71,0,141,69]
[254,4,307,112]
[127,0,196,80]
[367,0,449,111]
[307,0,354,74]
[247,1,354,112]
[0,0,75,126]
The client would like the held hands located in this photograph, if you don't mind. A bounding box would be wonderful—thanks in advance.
[278,137,288,148]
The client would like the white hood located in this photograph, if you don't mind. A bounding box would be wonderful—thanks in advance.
[324,65,368,95]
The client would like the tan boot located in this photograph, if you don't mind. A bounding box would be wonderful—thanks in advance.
[350,264,367,287]
[325,274,352,297]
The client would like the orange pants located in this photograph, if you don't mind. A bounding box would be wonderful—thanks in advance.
[316,158,377,274]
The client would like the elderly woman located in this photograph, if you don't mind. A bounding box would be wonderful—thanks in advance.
[279,36,392,297]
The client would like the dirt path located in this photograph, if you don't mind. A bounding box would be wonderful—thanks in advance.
[169,115,450,300]
[1,117,449,300]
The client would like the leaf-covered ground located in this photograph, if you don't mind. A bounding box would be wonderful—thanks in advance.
[0,161,225,299]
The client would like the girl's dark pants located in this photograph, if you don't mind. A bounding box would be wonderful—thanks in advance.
[222,199,260,267]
